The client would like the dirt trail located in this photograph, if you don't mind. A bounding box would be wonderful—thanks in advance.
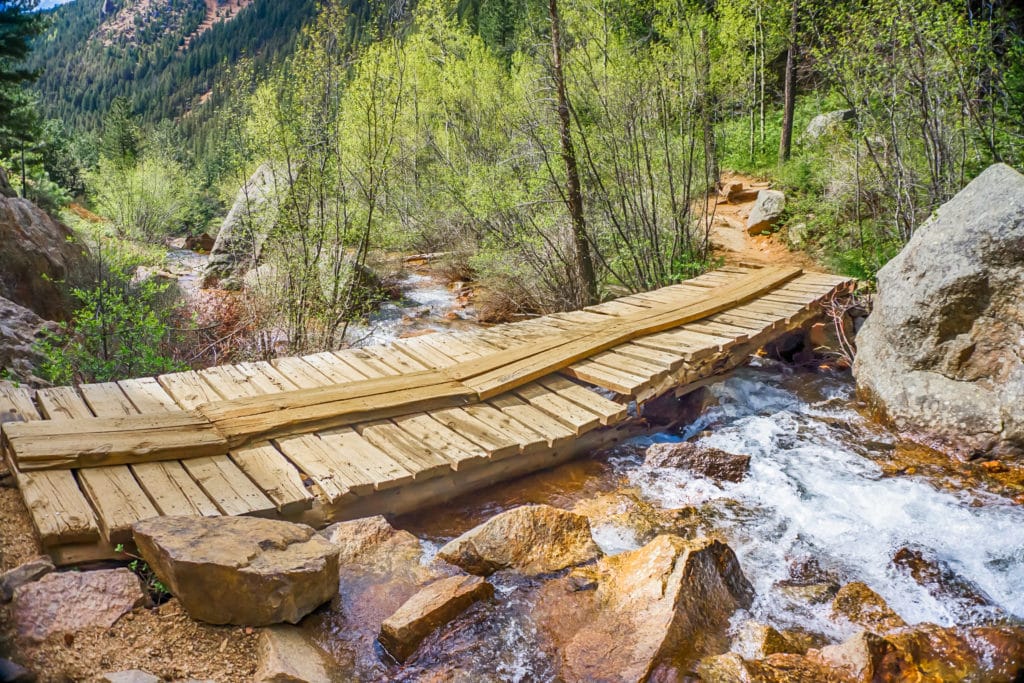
[704,172,820,271]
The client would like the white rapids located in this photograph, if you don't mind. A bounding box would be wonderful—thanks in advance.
[619,363,1024,640]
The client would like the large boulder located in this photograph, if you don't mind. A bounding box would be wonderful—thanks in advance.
[378,574,494,662]
[12,568,149,643]
[537,535,754,681]
[854,163,1024,456]
[0,296,57,384]
[436,504,602,577]
[746,190,786,235]
[803,109,855,141]
[203,162,293,287]
[132,516,339,626]
[0,195,87,320]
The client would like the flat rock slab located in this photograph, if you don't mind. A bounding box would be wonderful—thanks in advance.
[379,574,494,662]
[12,568,149,643]
[133,516,340,626]
[255,625,337,683]
[437,504,601,576]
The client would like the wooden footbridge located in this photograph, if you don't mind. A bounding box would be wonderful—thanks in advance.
[0,265,852,565]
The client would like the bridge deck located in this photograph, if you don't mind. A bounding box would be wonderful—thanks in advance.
[0,265,853,564]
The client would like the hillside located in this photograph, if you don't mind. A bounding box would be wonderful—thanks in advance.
[28,0,316,132]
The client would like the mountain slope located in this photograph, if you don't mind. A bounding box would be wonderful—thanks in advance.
[29,0,317,132]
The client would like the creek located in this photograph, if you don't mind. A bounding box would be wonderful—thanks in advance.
[303,361,1024,680]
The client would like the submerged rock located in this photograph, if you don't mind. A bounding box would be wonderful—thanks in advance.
[854,163,1024,456]
[746,190,786,235]
[133,516,339,626]
[644,441,751,482]
[378,574,494,663]
[437,504,601,577]
[12,568,149,643]
[831,582,907,634]
[892,546,996,618]
[538,535,754,681]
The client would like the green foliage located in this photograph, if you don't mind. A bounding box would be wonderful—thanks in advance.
[113,544,170,602]
[36,244,186,384]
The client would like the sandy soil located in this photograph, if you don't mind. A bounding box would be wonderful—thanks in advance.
[705,172,821,271]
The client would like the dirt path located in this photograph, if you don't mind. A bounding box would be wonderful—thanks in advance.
[704,172,820,271]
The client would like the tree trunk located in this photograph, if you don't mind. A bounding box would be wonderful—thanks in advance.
[778,0,799,163]
[549,0,598,307]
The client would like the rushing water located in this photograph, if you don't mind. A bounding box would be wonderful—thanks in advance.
[625,361,1024,640]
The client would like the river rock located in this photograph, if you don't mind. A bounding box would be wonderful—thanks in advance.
[892,546,995,617]
[748,653,849,682]
[185,232,215,253]
[379,574,494,662]
[644,441,751,482]
[803,109,855,141]
[323,515,434,580]
[746,190,786,235]
[732,621,799,659]
[204,162,293,286]
[436,504,601,576]
[0,556,54,602]
[831,582,907,633]
[0,194,87,320]
[813,630,896,683]
[99,671,160,683]
[854,163,1024,457]
[539,535,754,681]
[255,625,336,683]
[697,653,753,682]
[885,623,1024,682]
[132,516,339,626]
[12,568,149,643]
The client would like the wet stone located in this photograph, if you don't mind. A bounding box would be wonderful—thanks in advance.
[255,626,337,683]
[379,574,494,663]
[831,582,907,634]
[643,441,751,483]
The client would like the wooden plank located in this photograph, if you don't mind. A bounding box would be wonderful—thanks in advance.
[131,462,221,517]
[357,420,454,480]
[0,383,100,546]
[77,466,160,544]
[562,361,650,395]
[300,352,367,383]
[5,412,228,471]
[535,375,629,424]
[119,377,181,412]
[430,407,521,459]
[391,414,489,470]
[37,386,92,420]
[182,456,276,517]
[460,403,549,454]
[80,383,138,417]
[488,395,574,447]
[362,345,429,374]
[334,349,396,378]
[607,343,688,372]
[513,382,602,434]
[270,357,335,389]
[318,428,414,491]
[274,434,365,502]
[158,370,225,409]
[231,443,314,515]
[392,336,459,369]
